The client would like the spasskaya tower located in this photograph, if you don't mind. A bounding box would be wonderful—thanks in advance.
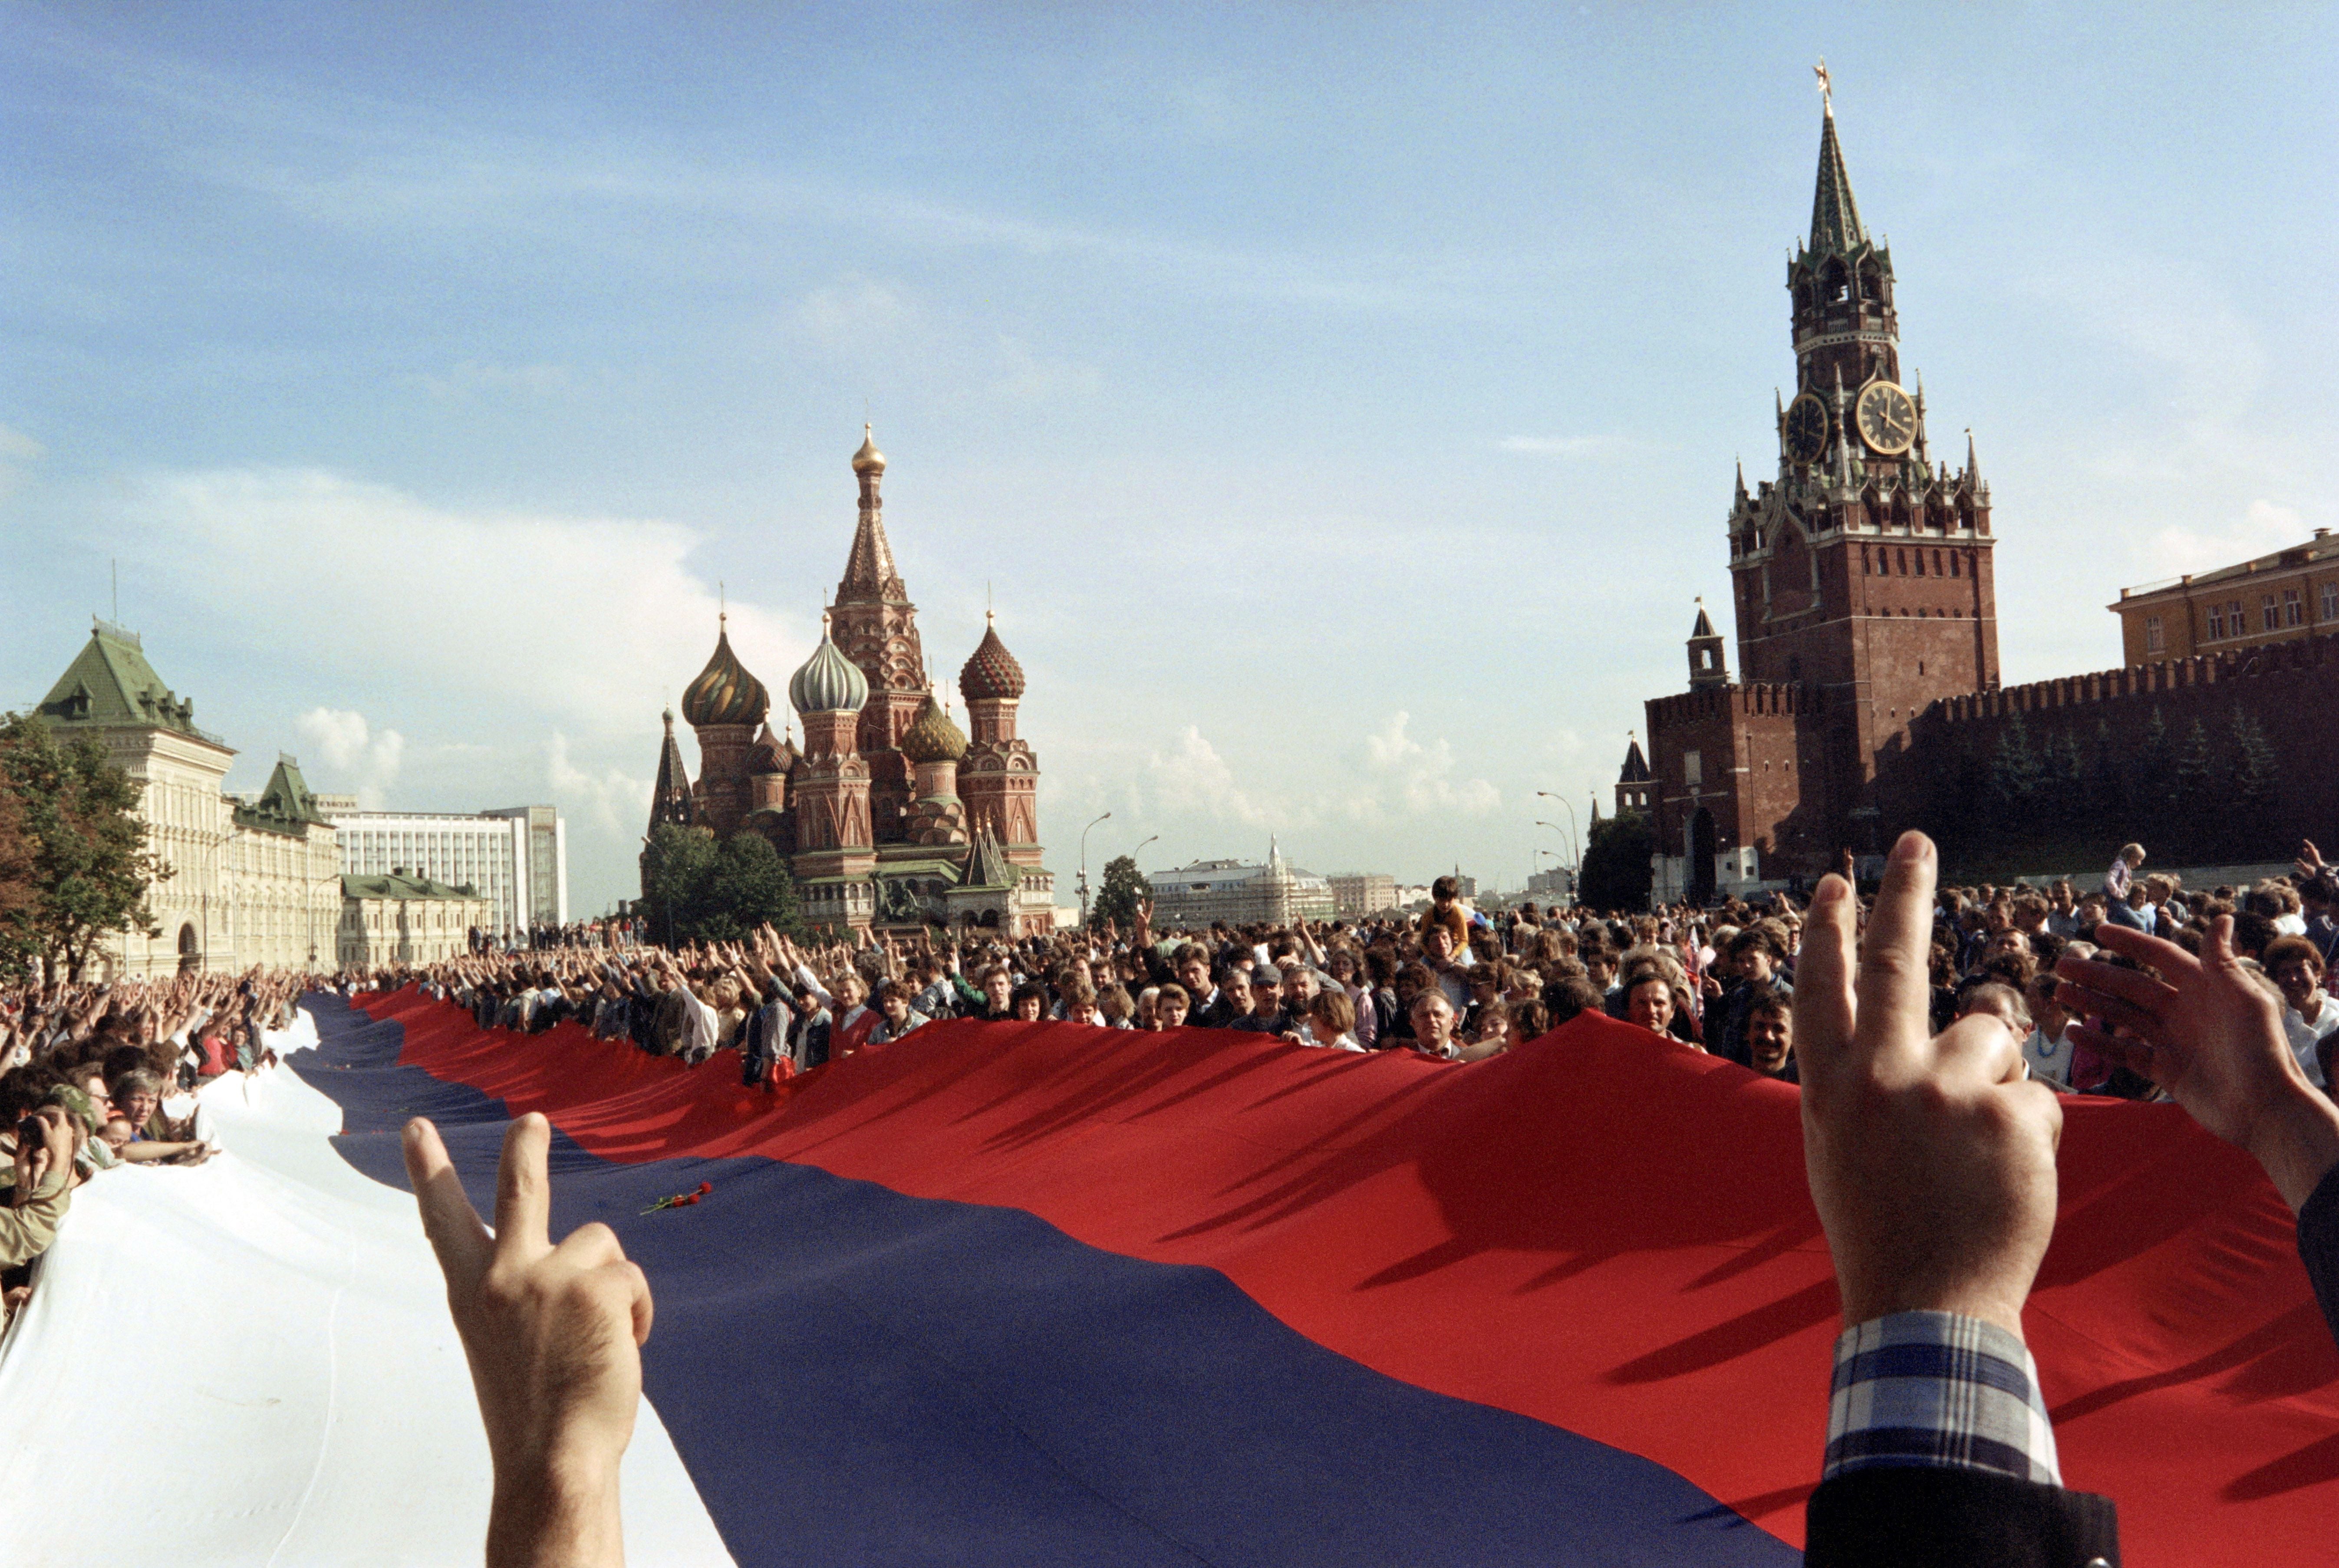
[1640,74,2002,896]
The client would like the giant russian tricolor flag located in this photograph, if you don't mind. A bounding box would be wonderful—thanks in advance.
[4,990,2334,1565]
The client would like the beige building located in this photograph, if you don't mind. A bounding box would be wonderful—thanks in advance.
[1326,873,1398,918]
[34,622,342,975]
[337,872,491,967]
[2114,530,2339,665]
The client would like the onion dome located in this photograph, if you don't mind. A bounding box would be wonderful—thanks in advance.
[958,610,1026,702]
[747,720,797,775]
[851,422,886,476]
[788,611,869,715]
[679,623,769,728]
[897,688,968,765]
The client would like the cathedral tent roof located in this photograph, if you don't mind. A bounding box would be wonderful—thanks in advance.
[1690,601,1718,639]
[1619,737,1651,784]
[965,824,1019,889]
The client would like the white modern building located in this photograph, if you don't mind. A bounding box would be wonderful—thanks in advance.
[325,805,567,938]
[1147,841,1336,931]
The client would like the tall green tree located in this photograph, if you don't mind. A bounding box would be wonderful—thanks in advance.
[636,825,805,947]
[2171,717,2222,852]
[700,832,804,943]
[0,712,169,981]
[1985,712,2043,827]
[2225,708,2281,858]
[1579,809,1657,912]
[1090,854,1152,930]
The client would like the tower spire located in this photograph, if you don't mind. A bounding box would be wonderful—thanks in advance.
[841,424,902,602]
[1807,83,1868,257]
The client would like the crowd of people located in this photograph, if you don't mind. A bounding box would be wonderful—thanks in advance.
[0,969,306,1324]
[372,846,2339,1127]
[13,837,2339,1564]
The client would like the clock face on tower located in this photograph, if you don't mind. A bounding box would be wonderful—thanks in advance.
[1855,379,1918,455]
[1782,392,1829,464]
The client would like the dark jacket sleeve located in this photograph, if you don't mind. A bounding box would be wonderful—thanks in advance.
[2296,1161,2339,1351]
[1805,1467,2118,1567]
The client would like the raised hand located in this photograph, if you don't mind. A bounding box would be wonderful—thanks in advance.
[404,1114,651,1568]
[1795,831,2062,1338]
[2057,918,2339,1210]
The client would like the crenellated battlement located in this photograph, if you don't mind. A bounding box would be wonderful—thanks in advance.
[1929,633,2339,725]
[1647,682,1814,727]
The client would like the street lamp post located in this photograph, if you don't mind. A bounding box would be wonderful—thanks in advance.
[1077,811,1112,928]
[1535,820,1576,875]
[1536,791,1580,870]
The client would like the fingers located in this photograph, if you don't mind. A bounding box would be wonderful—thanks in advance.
[2087,920,2200,978]
[404,1118,492,1285]
[2055,953,2178,1015]
[493,1113,553,1259]
[1791,873,1858,1086]
[1930,1012,2022,1087]
[615,1259,654,1346]
[1854,832,1937,1072]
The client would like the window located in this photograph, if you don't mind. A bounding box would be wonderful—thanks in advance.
[2208,605,2224,639]
[1897,548,1907,574]
[2145,615,2164,654]
[1683,750,1703,787]
[1915,549,1926,576]
[1950,550,1961,578]
[2324,583,2338,623]
[2285,588,2303,627]
[2264,594,2280,632]
[1861,546,1871,575]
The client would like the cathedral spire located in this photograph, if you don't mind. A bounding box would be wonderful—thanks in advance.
[840,423,905,603]
[1808,92,1868,257]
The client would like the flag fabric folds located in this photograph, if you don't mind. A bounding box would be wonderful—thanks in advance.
[308,988,2336,1565]
[8,988,2331,1565]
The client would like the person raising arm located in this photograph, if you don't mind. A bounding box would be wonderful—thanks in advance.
[403,1113,652,1568]
[1797,831,2117,1566]
[2056,914,2339,1344]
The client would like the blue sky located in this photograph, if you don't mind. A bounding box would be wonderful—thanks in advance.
[5,4,2336,912]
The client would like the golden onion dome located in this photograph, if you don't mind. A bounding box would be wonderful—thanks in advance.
[851,422,886,476]
[788,612,870,715]
[897,689,968,765]
[679,625,769,728]
[958,611,1026,702]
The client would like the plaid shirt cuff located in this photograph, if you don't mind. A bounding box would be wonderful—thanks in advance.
[1825,1311,2061,1486]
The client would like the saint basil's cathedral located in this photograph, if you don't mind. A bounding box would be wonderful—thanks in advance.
[646,428,1055,936]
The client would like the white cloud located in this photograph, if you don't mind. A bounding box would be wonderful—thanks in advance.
[2142,498,2310,578]
[1352,711,1500,819]
[295,706,404,806]
[548,731,652,839]
[110,467,804,731]
[1142,725,1291,829]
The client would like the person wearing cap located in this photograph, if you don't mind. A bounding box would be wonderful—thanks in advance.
[1227,965,1288,1034]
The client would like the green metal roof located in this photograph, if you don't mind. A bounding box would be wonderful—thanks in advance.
[235,754,333,837]
[38,621,225,744]
[1807,108,1867,257]
[342,872,481,901]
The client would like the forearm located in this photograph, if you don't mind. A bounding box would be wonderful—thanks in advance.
[486,1449,624,1568]
[2248,1084,2339,1212]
